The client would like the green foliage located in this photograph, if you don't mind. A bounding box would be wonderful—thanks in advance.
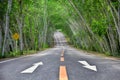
[105,52,112,56]
[91,19,107,36]
[0,0,120,58]
[0,0,7,21]
[66,0,120,56]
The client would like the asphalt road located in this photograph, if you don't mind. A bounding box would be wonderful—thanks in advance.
[0,32,120,80]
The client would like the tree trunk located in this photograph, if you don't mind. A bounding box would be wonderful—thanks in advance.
[118,1,120,29]
[107,0,120,43]
[68,0,104,52]
[17,0,24,54]
[43,0,48,48]
[0,27,2,53]
[2,0,12,57]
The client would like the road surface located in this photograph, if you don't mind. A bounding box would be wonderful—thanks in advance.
[0,31,120,80]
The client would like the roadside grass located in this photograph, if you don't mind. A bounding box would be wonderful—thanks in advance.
[77,48,120,60]
[69,44,120,60]
[0,50,36,59]
[0,48,49,60]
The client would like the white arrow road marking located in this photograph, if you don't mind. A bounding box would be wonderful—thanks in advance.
[21,62,43,73]
[78,61,97,72]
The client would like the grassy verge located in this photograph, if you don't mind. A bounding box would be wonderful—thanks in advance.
[0,50,36,59]
[76,48,120,60]
[69,44,120,60]
[0,48,50,60]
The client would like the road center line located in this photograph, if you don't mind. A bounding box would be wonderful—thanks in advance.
[61,53,64,57]
[60,57,64,62]
[62,50,64,54]
[59,66,68,80]
[61,50,64,57]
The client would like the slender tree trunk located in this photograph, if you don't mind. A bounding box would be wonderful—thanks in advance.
[19,22,23,53]
[118,2,120,29]
[9,29,14,51]
[2,0,12,57]
[0,27,2,52]
[38,31,41,49]
[107,0,120,43]
[18,0,24,54]
[68,0,104,52]
[43,0,48,48]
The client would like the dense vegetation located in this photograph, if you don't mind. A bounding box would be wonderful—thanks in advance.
[0,0,120,58]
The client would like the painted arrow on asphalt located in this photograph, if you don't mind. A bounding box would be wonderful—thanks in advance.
[21,62,43,73]
[78,61,97,72]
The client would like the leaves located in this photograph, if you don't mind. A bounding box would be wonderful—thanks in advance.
[0,0,120,58]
